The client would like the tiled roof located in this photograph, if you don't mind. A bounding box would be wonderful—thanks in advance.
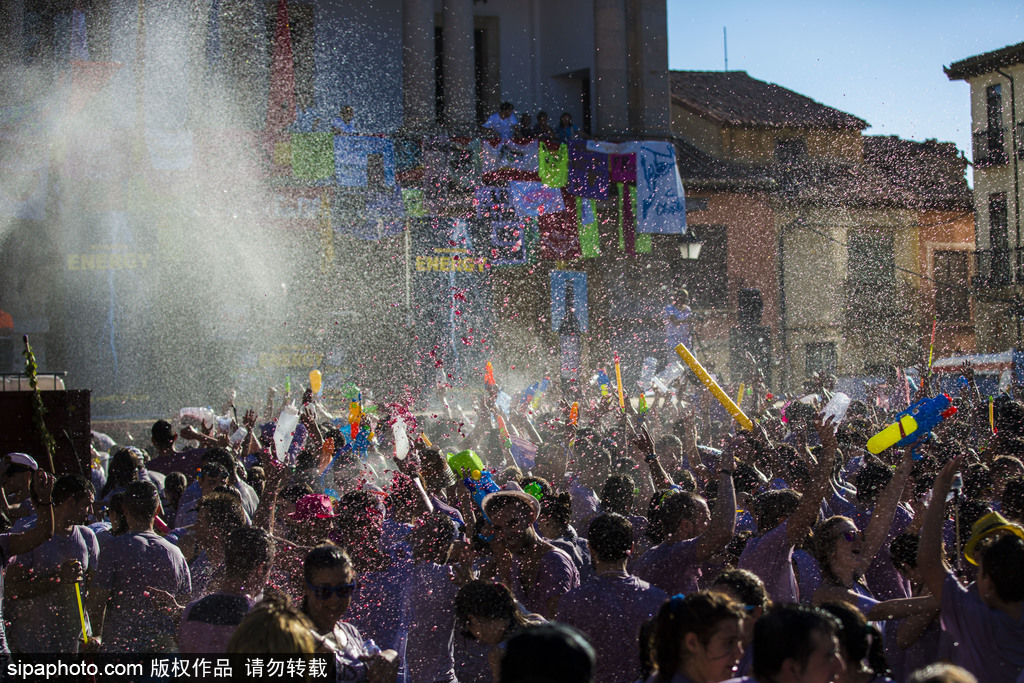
[669,70,868,131]
[946,41,1024,80]
[770,136,972,211]
[673,138,774,190]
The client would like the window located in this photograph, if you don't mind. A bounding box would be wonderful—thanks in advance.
[933,251,971,322]
[775,137,807,165]
[847,230,895,287]
[806,342,837,378]
[985,84,1006,163]
[990,192,1010,285]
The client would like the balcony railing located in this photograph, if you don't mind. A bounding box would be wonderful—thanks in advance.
[973,127,1008,167]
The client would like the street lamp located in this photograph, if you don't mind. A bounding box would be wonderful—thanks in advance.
[680,228,703,260]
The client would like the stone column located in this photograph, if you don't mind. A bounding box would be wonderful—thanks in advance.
[403,0,436,133]
[593,0,629,137]
[628,0,670,137]
[442,0,475,134]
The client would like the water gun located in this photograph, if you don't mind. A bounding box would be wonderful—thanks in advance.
[523,481,544,501]
[596,369,610,397]
[570,402,579,426]
[485,361,496,387]
[530,378,550,411]
[463,469,500,507]
[866,393,957,455]
[638,393,648,425]
[675,343,753,431]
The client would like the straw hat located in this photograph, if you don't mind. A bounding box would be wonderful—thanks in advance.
[963,511,1024,565]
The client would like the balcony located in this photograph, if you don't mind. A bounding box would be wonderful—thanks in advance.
[973,127,1008,167]
[973,247,1019,288]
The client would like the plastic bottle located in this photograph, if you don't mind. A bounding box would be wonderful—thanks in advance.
[652,362,684,394]
[820,392,851,429]
[274,402,301,464]
[180,407,215,424]
[393,416,410,460]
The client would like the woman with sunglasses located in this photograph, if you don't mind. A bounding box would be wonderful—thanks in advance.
[647,592,746,683]
[811,454,937,622]
[301,543,398,683]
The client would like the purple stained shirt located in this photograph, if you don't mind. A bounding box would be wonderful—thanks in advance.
[941,573,1024,683]
[793,549,822,605]
[346,545,415,673]
[633,537,702,596]
[738,520,797,604]
[512,547,580,618]
[883,612,941,682]
[406,562,459,683]
[557,572,667,683]
[7,525,100,653]
[863,504,913,600]
[95,530,192,652]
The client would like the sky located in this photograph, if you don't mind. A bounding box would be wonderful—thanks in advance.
[667,0,1024,164]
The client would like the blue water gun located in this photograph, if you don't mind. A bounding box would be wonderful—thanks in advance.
[463,469,500,507]
[867,393,957,457]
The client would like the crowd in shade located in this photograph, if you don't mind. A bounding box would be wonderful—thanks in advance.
[2,354,1024,683]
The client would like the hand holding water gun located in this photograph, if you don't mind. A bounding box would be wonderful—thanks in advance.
[866,393,957,455]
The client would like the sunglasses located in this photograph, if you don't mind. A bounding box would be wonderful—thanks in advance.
[306,581,358,600]
[841,530,863,543]
[200,465,229,479]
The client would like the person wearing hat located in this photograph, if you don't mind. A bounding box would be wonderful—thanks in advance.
[918,456,1024,683]
[1,452,39,521]
[481,488,579,619]
[287,494,337,547]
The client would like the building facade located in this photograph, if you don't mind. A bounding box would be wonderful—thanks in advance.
[947,42,1024,352]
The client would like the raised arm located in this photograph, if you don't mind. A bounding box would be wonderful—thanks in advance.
[695,434,738,563]
[8,471,55,556]
[857,453,913,576]
[788,415,836,547]
[917,456,960,602]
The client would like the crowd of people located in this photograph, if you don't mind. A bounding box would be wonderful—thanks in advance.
[482,101,583,144]
[1,356,1023,683]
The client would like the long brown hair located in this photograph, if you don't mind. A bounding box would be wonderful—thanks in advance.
[650,592,744,681]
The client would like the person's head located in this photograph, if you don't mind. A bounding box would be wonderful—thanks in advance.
[151,420,176,450]
[501,623,596,683]
[225,526,274,589]
[407,511,458,564]
[536,110,549,126]
[586,512,633,565]
[106,491,127,535]
[52,474,95,526]
[559,112,572,126]
[650,592,745,683]
[1002,476,1024,523]
[484,491,541,553]
[994,398,1024,436]
[247,466,266,498]
[123,480,160,529]
[658,491,711,541]
[277,483,314,520]
[106,447,141,488]
[812,516,862,583]
[1,453,37,498]
[534,443,568,484]
[537,491,572,540]
[819,601,888,679]
[751,604,844,683]
[853,462,892,506]
[711,569,770,644]
[499,101,514,118]
[601,474,637,516]
[339,105,354,123]
[750,489,802,534]
[164,471,188,505]
[302,543,357,633]
[889,532,922,583]
[975,532,1024,608]
[333,490,386,549]
[195,491,247,551]
[455,580,531,646]
[906,663,978,683]
[227,594,316,654]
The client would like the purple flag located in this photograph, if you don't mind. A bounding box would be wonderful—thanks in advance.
[566,141,610,199]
